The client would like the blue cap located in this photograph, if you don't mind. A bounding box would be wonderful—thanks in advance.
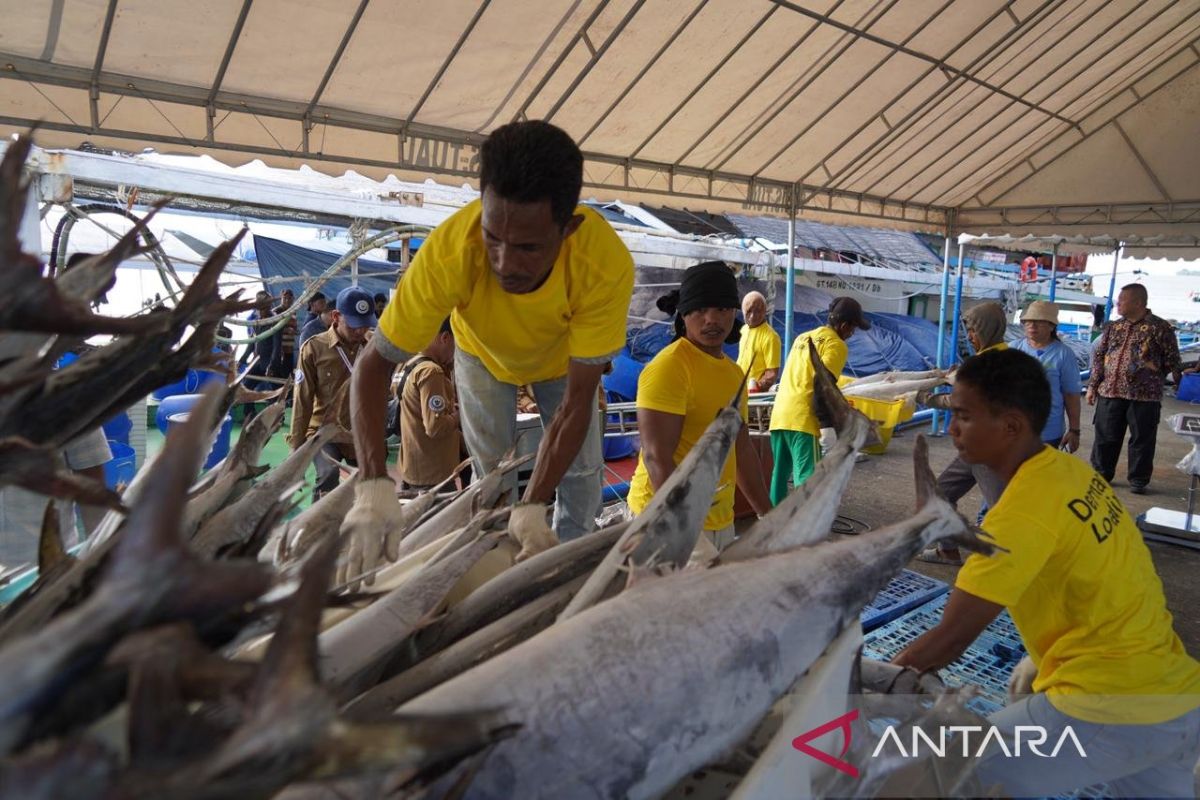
[336,286,377,329]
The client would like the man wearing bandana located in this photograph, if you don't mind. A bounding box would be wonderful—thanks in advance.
[628,261,772,562]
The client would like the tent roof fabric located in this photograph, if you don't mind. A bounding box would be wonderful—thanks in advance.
[2,1,1198,239]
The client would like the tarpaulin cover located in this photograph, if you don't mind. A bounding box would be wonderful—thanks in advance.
[252,235,399,309]
[614,309,953,400]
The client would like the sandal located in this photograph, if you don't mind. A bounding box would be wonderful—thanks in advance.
[917,545,963,566]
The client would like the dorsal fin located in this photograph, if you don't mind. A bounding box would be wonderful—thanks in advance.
[252,534,337,706]
[37,500,68,574]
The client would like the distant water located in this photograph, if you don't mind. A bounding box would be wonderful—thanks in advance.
[1089,271,1200,324]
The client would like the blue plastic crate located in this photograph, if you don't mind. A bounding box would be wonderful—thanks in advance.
[860,569,950,632]
[863,594,1025,711]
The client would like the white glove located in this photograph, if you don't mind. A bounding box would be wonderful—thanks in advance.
[508,503,558,562]
[337,478,403,590]
[819,427,837,455]
[1007,654,1038,701]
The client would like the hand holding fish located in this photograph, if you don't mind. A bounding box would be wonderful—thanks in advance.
[336,477,404,589]
[508,502,558,562]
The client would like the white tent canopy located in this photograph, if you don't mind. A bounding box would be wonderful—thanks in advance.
[2,0,1198,239]
[958,233,1200,261]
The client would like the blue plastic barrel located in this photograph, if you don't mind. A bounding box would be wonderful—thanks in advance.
[103,441,137,489]
[156,393,207,433]
[102,410,132,445]
[166,412,233,470]
[602,432,635,461]
[152,368,224,400]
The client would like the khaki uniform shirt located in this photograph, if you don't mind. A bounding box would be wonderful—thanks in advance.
[289,327,364,449]
[399,358,461,487]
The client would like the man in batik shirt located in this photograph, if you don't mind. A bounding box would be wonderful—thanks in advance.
[1088,283,1182,494]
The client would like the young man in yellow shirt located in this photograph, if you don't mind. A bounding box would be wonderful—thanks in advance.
[767,297,869,504]
[629,261,772,560]
[340,121,634,584]
[736,291,781,392]
[895,348,1200,797]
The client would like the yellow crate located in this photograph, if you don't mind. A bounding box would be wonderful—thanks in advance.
[840,389,915,455]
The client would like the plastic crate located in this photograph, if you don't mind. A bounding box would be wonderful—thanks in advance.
[863,594,1025,711]
[860,569,949,632]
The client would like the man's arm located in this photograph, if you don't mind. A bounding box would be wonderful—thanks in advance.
[1087,326,1111,404]
[523,360,607,504]
[638,408,685,491]
[734,426,771,515]
[757,368,779,390]
[892,589,1004,672]
[1162,320,1183,386]
[350,338,405,480]
[288,347,316,449]
[416,370,460,438]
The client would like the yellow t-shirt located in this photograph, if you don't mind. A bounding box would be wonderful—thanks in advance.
[768,325,848,435]
[627,338,749,531]
[377,200,634,385]
[957,446,1200,723]
[737,323,782,382]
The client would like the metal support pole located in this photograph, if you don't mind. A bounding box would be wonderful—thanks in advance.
[1049,243,1058,303]
[948,243,966,367]
[783,188,797,364]
[1103,245,1122,321]
[932,234,951,434]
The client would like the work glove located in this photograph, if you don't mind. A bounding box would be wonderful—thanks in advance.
[337,478,403,590]
[1006,654,1038,701]
[818,427,837,456]
[508,502,559,562]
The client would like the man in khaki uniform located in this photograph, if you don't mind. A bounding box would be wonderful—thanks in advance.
[397,318,461,490]
[289,286,376,500]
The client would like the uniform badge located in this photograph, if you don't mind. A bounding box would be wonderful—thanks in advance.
[428,395,446,412]
[293,368,304,385]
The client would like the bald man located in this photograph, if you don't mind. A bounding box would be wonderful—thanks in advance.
[736,291,781,391]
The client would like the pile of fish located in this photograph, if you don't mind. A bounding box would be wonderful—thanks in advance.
[0,133,1001,799]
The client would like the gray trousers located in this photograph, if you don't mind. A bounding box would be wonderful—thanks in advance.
[973,694,1200,798]
[937,456,1006,510]
[454,350,603,542]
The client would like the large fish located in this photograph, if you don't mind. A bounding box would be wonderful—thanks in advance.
[558,388,743,622]
[345,574,591,717]
[842,368,948,389]
[0,386,270,755]
[0,135,168,339]
[318,517,502,698]
[133,535,513,800]
[397,437,995,800]
[724,340,877,560]
[191,424,338,558]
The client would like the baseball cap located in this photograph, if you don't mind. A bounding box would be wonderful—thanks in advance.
[336,286,377,328]
[1021,300,1059,324]
[828,296,871,330]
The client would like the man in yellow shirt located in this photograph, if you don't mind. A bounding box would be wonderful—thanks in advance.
[340,121,635,584]
[736,291,781,392]
[629,262,772,560]
[767,297,868,504]
[895,348,1200,797]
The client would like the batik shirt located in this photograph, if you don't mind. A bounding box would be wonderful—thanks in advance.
[1090,312,1181,403]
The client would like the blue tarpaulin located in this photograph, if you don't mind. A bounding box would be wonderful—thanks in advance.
[612,310,953,400]
[253,236,399,315]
